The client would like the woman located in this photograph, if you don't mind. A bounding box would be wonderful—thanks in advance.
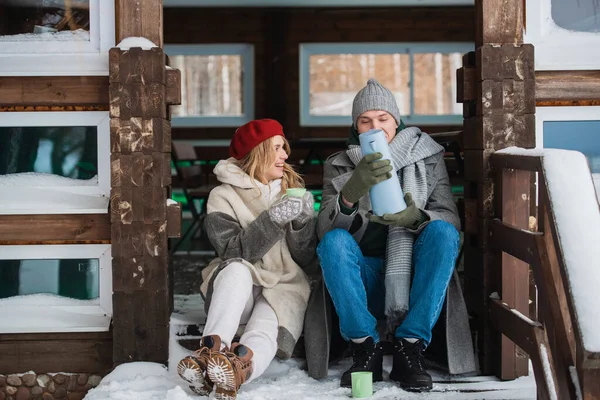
[177,119,316,400]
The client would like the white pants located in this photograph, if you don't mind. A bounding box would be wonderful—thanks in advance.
[203,262,279,383]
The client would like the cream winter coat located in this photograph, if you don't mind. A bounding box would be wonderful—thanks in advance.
[200,158,315,359]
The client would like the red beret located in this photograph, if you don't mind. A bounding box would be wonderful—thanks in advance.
[229,119,285,160]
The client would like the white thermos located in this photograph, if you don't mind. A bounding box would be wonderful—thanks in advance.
[359,129,406,216]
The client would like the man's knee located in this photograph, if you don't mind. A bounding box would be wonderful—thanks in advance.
[424,220,459,244]
[317,228,354,253]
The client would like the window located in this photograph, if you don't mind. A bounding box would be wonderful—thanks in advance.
[165,44,254,127]
[0,0,115,75]
[0,111,110,214]
[299,43,472,126]
[0,244,112,333]
[536,106,600,202]
[525,0,600,70]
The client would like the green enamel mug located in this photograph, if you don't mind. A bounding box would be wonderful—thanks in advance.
[351,371,373,398]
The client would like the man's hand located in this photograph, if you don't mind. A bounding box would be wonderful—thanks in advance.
[368,193,428,229]
[341,152,393,205]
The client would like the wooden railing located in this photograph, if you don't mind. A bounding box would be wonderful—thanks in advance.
[489,151,600,400]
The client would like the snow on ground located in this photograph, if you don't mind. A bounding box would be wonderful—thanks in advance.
[84,357,536,400]
[84,297,537,400]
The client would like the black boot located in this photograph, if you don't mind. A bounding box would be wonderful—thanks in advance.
[340,337,383,388]
[390,338,432,392]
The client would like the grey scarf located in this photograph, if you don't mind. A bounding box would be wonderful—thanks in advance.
[346,127,444,330]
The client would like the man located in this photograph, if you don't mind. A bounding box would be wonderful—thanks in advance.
[316,78,461,392]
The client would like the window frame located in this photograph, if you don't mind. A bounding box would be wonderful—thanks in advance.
[0,111,110,215]
[536,106,600,149]
[525,0,600,70]
[0,0,115,76]
[0,244,112,334]
[164,44,255,127]
[299,42,473,127]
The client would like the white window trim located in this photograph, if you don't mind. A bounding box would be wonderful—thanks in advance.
[0,0,115,76]
[525,0,600,70]
[0,244,112,334]
[535,106,600,149]
[299,42,472,127]
[164,44,254,127]
[0,111,110,215]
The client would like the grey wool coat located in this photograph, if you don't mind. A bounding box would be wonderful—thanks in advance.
[303,148,477,379]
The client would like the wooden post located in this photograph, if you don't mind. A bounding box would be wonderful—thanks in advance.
[459,0,535,377]
[109,0,173,365]
[109,46,171,365]
[116,0,163,48]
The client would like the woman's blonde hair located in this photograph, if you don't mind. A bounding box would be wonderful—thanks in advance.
[238,135,304,192]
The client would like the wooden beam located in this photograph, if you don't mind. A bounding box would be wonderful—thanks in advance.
[166,201,182,238]
[0,214,110,243]
[0,76,109,107]
[0,331,112,375]
[536,70,600,103]
[166,68,182,106]
[532,179,582,399]
[263,10,288,128]
[490,153,542,172]
[116,0,163,48]
[489,298,540,356]
[496,167,531,379]
[490,219,541,266]
[475,0,523,47]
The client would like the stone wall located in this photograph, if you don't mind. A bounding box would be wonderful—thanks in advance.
[0,373,102,400]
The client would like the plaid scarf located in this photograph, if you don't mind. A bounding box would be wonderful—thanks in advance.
[346,126,444,330]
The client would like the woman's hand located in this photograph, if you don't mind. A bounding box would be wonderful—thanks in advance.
[268,195,303,226]
[292,191,315,228]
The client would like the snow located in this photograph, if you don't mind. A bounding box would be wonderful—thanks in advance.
[85,355,536,400]
[539,344,557,400]
[0,172,108,214]
[117,37,158,51]
[498,147,600,352]
[81,290,537,399]
[0,29,90,42]
[0,294,110,333]
[0,293,98,307]
[0,172,98,187]
[167,199,178,206]
[568,366,583,400]
[593,173,600,204]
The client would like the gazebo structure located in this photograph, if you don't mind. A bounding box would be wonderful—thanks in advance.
[0,0,598,399]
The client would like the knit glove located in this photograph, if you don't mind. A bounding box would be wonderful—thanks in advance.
[268,196,303,227]
[368,193,428,229]
[291,191,315,229]
[341,152,393,205]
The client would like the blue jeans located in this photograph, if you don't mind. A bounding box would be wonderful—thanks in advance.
[317,220,460,345]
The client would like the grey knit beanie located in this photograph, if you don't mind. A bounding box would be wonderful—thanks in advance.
[352,78,401,127]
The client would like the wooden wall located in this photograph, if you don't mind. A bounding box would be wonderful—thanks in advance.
[164,6,476,141]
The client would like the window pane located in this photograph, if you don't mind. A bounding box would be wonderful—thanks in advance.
[309,54,410,116]
[413,52,463,115]
[0,126,98,180]
[551,0,600,33]
[170,55,244,117]
[0,258,99,300]
[0,0,90,41]
[544,120,600,173]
